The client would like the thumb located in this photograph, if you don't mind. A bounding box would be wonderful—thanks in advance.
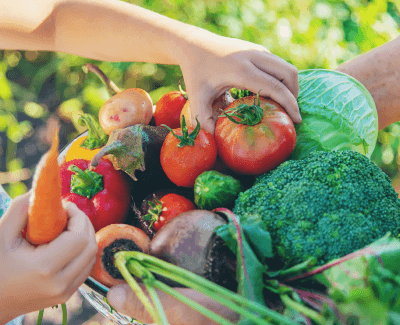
[0,192,31,241]
[189,96,216,136]
[107,284,155,324]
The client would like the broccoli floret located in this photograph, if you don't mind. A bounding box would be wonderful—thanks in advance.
[233,150,400,266]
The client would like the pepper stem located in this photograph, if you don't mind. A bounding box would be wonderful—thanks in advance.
[67,165,104,199]
[82,63,121,97]
[161,115,201,148]
[78,113,109,150]
[219,93,264,126]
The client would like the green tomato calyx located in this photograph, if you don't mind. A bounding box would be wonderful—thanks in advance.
[220,93,264,126]
[162,115,201,148]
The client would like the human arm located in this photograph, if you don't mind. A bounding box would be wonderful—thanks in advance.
[0,193,98,325]
[336,36,400,131]
[0,0,301,134]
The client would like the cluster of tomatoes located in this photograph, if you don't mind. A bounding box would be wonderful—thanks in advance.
[155,88,297,187]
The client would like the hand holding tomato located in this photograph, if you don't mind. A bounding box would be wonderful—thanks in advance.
[160,116,217,188]
[215,95,296,175]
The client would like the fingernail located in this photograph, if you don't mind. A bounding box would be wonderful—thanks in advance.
[108,286,127,309]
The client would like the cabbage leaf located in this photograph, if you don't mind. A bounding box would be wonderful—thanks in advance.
[291,69,378,160]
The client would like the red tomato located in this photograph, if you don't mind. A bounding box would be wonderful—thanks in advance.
[154,89,188,129]
[149,194,196,232]
[214,95,296,175]
[160,119,218,188]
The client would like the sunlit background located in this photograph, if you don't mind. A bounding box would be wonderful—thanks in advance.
[1,0,400,199]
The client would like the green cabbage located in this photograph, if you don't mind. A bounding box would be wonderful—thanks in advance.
[290,69,379,160]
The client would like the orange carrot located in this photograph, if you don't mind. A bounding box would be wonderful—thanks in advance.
[25,121,67,245]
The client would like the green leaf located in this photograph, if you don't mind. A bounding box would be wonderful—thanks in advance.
[292,69,379,159]
[216,222,269,325]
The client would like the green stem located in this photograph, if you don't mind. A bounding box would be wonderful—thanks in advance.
[281,295,326,325]
[161,115,201,148]
[114,254,161,325]
[144,282,169,325]
[67,165,104,199]
[142,197,163,229]
[36,309,44,325]
[178,83,188,100]
[146,262,276,325]
[126,259,169,325]
[61,303,67,325]
[154,280,236,325]
[78,114,109,150]
[220,93,264,126]
[121,251,297,325]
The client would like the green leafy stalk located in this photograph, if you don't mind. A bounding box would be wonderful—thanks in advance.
[61,303,67,325]
[36,309,44,325]
[126,259,169,325]
[78,114,109,150]
[280,294,326,325]
[162,115,201,147]
[114,253,161,325]
[117,251,297,325]
[154,280,236,325]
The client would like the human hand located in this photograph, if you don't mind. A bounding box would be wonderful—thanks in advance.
[177,34,301,134]
[107,283,239,325]
[0,193,98,324]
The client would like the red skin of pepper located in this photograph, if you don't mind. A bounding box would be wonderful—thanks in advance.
[60,159,131,232]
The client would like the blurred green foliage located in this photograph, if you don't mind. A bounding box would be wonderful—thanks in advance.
[0,0,399,198]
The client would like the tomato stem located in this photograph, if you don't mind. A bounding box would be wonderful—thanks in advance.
[161,115,201,148]
[220,93,264,126]
[67,165,104,199]
[142,196,163,229]
[78,114,109,150]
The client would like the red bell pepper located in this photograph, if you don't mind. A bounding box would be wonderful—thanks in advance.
[60,158,131,232]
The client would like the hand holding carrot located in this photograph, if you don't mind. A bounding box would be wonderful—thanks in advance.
[0,194,97,324]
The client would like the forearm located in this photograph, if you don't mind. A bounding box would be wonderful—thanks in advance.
[336,36,400,130]
[0,0,211,65]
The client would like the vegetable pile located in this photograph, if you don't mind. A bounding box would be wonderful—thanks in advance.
[32,65,400,325]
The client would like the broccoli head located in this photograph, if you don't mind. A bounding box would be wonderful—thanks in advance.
[233,150,400,266]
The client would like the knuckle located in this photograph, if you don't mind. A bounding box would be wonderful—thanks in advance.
[52,282,69,299]
[270,79,285,92]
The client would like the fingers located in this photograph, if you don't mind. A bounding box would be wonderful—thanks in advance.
[250,51,299,99]
[0,192,31,242]
[187,93,216,135]
[38,201,97,274]
[107,284,239,325]
[239,65,301,124]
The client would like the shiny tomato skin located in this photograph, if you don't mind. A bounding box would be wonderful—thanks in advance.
[152,194,196,232]
[215,96,296,175]
[154,91,187,129]
[160,127,218,188]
